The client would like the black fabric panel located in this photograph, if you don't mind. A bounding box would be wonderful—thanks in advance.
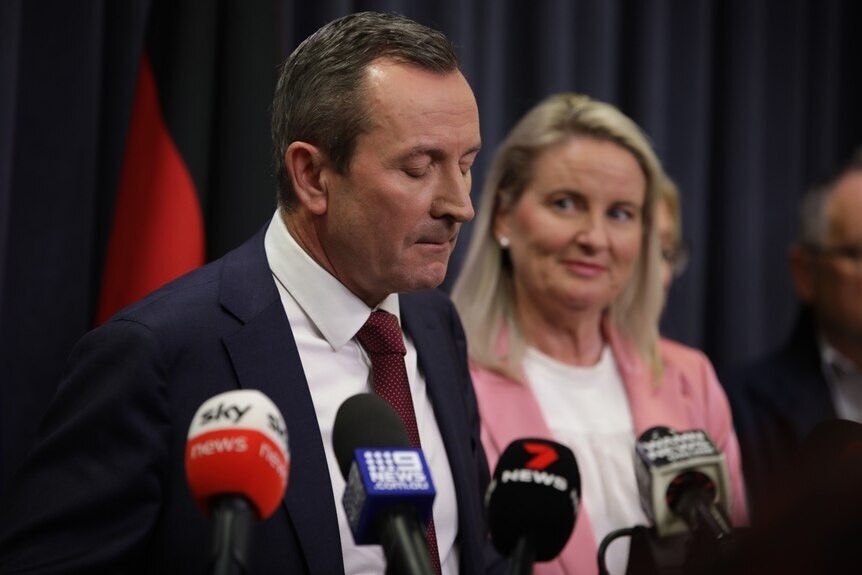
[0,0,148,492]
[0,0,22,495]
[207,1,280,258]
[145,0,218,212]
[146,0,279,260]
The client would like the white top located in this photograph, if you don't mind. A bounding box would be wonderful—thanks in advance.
[820,336,862,423]
[264,211,459,575]
[524,345,648,575]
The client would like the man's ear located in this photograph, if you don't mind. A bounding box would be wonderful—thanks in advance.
[285,142,329,216]
[789,245,815,304]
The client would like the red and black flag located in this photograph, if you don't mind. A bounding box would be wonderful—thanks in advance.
[97,1,279,324]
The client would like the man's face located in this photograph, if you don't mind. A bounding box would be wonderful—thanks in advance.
[319,60,480,306]
[797,171,862,344]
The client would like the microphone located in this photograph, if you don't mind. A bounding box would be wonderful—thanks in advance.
[629,426,734,575]
[332,393,437,575]
[634,426,732,540]
[485,438,581,575]
[185,389,289,575]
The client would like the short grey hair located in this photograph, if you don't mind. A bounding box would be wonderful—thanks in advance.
[798,148,862,248]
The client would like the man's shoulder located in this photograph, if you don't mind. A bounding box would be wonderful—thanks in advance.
[722,351,785,385]
[105,226,273,339]
[721,338,816,394]
[110,258,226,329]
[718,342,832,437]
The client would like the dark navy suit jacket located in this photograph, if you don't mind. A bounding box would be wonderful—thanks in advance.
[0,225,491,574]
[721,308,836,520]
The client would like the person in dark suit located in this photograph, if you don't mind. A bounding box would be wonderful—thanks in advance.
[723,149,862,522]
[0,12,491,574]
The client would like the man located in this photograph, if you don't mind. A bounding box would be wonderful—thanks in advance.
[0,12,490,574]
[723,150,862,521]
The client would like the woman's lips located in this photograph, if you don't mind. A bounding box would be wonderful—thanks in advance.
[563,259,606,277]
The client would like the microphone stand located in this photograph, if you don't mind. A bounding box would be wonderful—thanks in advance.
[209,495,256,575]
[507,537,536,575]
[675,491,739,575]
[379,508,436,575]
[598,525,688,575]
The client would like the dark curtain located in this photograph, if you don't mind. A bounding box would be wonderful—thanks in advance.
[0,0,150,492]
[1,0,860,491]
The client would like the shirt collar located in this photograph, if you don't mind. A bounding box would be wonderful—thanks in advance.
[265,210,400,350]
[818,335,860,381]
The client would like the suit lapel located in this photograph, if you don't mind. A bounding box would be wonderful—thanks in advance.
[607,326,685,435]
[761,311,837,440]
[469,341,599,575]
[400,295,469,455]
[622,364,687,435]
[400,292,485,572]
[476,371,552,457]
[751,352,836,441]
[220,226,344,574]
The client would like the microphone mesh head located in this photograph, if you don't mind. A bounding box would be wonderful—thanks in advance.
[332,393,410,479]
[185,389,289,519]
[486,438,581,561]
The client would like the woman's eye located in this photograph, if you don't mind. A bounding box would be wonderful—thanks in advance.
[552,197,576,210]
[608,206,635,221]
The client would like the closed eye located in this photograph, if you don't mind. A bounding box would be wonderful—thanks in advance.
[403,164,430,178]
[460,148,480,176]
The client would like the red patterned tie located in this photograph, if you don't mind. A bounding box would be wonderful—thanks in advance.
[356,310,442,575]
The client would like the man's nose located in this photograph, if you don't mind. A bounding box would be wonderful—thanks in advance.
[431,164,475,223]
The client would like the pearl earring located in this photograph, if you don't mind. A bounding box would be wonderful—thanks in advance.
[498,237,510,249]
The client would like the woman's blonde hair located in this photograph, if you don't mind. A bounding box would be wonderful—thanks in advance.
[659,175,682,250]
[452,93,666,378]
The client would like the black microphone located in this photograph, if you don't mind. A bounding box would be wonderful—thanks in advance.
[333,393,436,575]
[485,438,581,575]
[185,389,290,575]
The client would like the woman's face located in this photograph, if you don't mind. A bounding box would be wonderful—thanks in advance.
[495,137,646,318]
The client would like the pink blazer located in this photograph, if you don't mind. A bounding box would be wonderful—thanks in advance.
[472,323,748,575]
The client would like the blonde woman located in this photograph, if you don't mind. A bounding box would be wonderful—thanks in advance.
[453,93,747,574]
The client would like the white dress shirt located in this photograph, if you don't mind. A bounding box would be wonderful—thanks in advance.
[264,211,460,574]
[820,336,862,423]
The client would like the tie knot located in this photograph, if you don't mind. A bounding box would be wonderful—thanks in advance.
[356,310,406,356]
